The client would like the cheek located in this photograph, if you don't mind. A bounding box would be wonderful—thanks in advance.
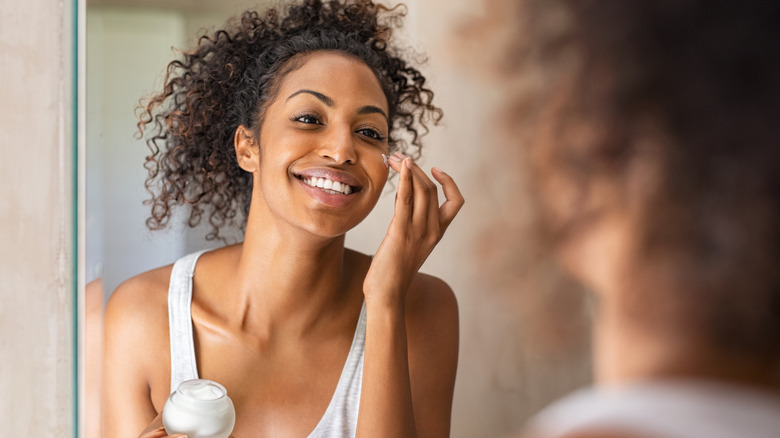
[258,133,304,171]
[365,155,390,189]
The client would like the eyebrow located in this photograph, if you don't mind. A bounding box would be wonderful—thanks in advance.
[287,89,334,106]
[287,89,389,123]
[357,105,389,123]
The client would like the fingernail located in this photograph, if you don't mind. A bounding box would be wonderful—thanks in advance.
[393,152,406,159]
[432,166,443,173]
[405,158,412,169]
[390,154,403,162]
[381,153,389,168]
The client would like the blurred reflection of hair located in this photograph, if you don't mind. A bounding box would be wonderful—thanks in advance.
[475,1,780,437]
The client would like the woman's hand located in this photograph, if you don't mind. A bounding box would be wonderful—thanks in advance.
[138,412,235,438]
[363,152,464,307]
[357,152,462,437]
[137,412,237,438]
[138,412,186,438]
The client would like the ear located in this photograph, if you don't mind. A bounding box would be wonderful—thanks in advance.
[234,125,259,172]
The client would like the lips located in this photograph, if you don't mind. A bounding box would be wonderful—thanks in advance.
[299,176,353,195]
[293,168,363,196]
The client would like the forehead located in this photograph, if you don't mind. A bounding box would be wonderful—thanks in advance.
[275,51,388,112]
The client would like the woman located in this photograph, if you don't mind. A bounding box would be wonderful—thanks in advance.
[102,1,463,437]
[490,0,780,437]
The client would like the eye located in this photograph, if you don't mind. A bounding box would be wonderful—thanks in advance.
[291,113,322,125]
[356,127,386,141]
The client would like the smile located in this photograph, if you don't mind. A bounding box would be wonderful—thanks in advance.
[299,176,355,195]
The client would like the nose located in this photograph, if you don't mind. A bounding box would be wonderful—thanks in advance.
[318,125,356,165]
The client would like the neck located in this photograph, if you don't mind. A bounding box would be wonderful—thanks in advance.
[225,205,360,338]
[593,296,780,391]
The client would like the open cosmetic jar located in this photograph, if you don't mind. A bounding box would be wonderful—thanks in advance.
[162,379,236,438]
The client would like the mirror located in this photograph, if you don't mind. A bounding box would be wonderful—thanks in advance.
[84,1,592,436]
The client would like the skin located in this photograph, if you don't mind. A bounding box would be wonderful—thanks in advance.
[103,51,464,438]
[85,278,104,438]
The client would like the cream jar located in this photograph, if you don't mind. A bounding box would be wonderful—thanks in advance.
[162,379,236,438]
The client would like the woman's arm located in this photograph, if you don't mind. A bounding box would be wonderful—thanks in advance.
[358,154,464,438]
[102,275,168,438]
[406,275,459,438]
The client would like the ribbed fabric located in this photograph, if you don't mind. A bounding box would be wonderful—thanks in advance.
[527,379,780,438]
[167,250,366,437]
[168,250,207,394]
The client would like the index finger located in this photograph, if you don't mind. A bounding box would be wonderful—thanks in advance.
[139,411,187,438]
[139,411,164,436]
[431,167,464,230]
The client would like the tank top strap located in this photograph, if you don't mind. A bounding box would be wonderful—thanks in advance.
[168,250,208,393]
[308,301,367,437]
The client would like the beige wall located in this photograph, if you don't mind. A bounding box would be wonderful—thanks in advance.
[0,0,76,435]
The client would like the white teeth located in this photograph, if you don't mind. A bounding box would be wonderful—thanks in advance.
[301,176,353,195]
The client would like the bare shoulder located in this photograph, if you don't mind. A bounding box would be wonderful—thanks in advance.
[345,246,459,337]
[103,264,174,374]
[105,264,173,330]
[405,272,459,327]
[102,264,177,435]
[404,272,459,366]
[521,430,654,438]
[562,432,653,438]
[404,273,459,436]
[404,271,459,367]
[404,272,459,370]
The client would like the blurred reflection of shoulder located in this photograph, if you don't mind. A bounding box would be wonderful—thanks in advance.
[523,379,780,438]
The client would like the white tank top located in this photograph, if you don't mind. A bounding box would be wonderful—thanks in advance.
[167,250,366,438]
[526,379,780,438]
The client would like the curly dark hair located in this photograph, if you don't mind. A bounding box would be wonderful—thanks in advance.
[508,0,780,361]
[136,0,441,241]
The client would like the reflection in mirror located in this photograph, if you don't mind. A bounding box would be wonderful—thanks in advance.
[84,1,592,437]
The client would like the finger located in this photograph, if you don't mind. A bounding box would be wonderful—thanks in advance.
[409,161,440,233]
[387,152,405,173]
[431,167,464,231]
[139,427,177,437]
[139,412,165,437]
[392,155,414,227]
[425,167,442,233]
[406,159,436,229]
[138,411,189,438]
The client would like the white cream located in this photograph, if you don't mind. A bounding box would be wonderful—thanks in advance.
[163,379,236,438]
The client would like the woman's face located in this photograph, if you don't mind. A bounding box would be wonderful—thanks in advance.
[244,51,391,238]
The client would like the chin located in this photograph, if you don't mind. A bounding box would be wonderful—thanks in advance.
[302,216,366,240]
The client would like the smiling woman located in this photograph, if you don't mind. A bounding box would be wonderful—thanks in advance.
[233,52,395,234]
[101,1,463,437]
